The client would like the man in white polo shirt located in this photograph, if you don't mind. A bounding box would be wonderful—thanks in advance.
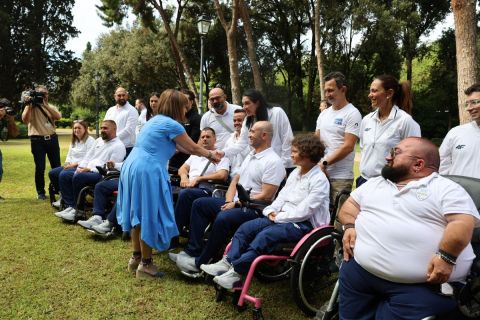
[200,87,242,149]
[440,82,480,179]
[339,137,479,319]
[104,87,138,155]
[315,71,362,201]
[173,121,286,276]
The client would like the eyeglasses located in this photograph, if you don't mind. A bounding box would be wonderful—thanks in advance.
[389,148,421,160]
[464,99,480,108]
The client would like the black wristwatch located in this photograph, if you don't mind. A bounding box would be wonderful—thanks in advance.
[342,223,355,231]
[322,160,328,166]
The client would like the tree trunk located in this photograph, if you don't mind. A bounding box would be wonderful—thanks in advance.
[214,0,242,105]
[451,0,478,124]
[406,56,413,82]
[314,0,325,101]
[239,0,264,93]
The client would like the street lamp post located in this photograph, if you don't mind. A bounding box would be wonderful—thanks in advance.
[197,15,212,114]
[95,73,100,138]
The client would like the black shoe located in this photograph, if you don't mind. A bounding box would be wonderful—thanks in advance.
[37,194,46,200]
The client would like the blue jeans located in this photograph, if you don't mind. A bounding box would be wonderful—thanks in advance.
[227,217,312,275]
[48,166,75,193]
[92,179,118,218]
[59,170,102,208]
[30,134,61,195]
[339,259,457,320]
[174,188,211,234]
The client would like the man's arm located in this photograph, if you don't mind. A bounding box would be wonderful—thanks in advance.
[338,196,361,261]
[195,169,228,184]
[322,133,358,167]
[250,183,278,202]
[44,104,61,120]
[220,174,240,211]
[21,105,32,123]
[427,213,475,283]
[438,133,453,175]
[178,163,190,188]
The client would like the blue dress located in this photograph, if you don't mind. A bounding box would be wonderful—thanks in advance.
[117,115,185,251]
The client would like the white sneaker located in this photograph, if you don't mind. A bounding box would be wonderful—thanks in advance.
[213,267,242,289]
[91,220,114,234]
[176,254,200,273]
[200,256,231,276]
[54,207,74,218]
[52,199,61,209]
[168,251,188,263]
[55,207,76,221]
[77,215,103,230]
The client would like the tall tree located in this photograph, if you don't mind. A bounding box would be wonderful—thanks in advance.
[314,0,325,101]
[451,0,478,124]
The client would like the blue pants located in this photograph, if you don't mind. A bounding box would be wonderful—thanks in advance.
[339,259,457,320]
[30,135,61,195]
[227,217,312,275]
[174,188,211,234]
[184,197,260,268]
[59,170,102,208]
[48,166,76,192]
[92,179,118,218]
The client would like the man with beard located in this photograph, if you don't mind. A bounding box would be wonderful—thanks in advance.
[55,120,126,222]
[104,87,138,155]
[338,137,479,319]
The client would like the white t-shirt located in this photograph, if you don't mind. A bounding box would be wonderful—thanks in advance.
[104,102,138,148]
[224,132,250,177]
[78,137,126,172]
[200,102,242,149]
[263,166,330,228]
[235,147,286,201]
[184,155,230,181]
[135,108,147,136]
[351,173,479,283]
[359,106,421,179]
[65,136,95,164]
[439,121,480,179]
[222,107,294,168]
[316,103,362,179]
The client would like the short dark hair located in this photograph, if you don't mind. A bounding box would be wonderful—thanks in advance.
[0,98,11,107]
[234,109,246,114]
[464,83,480,95]
[201,127,216,136]
[291,134,325,163]
[324,71,347,88]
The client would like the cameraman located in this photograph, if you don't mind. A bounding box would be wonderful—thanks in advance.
[21,85,61,200]
[0,98,8,200]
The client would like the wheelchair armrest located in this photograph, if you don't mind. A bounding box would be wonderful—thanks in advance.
[236,183,251,202]
[105,170,120,179]
[240,199,271,212]
[96,165,108,176]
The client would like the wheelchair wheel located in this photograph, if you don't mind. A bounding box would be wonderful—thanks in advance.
[290,227,338,316]
[254,260,292,282]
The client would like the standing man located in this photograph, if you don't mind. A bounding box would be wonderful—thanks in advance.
[339,137,479,319]
[224,109,249,177]
[21,85,61,200]
[200,87,241,149]
[104,87,138,155]
[440,83,480,179]
[315,72,362,201]
[134,98,147,135]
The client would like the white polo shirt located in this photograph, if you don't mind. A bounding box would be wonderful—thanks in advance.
[104,102,138,148]
[224,132,250,177]
[222,107,294,168]
[135,108,147,136]
[359,106,421,179]
[200,102,242,149]
[235,147,286,200]
[263,166,330,228]
[78,137,126,172]
[65,136,95,164]
[184,155,230,181]
[439,121,480,179]
[316,103,362,179]
[351,173,479,283]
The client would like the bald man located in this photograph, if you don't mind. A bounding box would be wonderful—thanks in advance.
[104,87,138,155]
[200,87,241,149]
[338,137,479,319]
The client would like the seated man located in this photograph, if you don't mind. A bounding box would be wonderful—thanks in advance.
[55,120,126,221]
[77,160,122,230]
[173,121,286,276]
[201,134,330,289]
[339,137,480,319]
[174,127,230,236]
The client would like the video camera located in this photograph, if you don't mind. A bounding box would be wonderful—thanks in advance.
[21,89,46,108]
[0,98,16,116]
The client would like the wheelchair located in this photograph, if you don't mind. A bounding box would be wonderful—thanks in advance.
[213,184,350,319]
[317,175,480,320]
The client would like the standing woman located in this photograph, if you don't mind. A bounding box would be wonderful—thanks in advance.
[219,89,295,171]
[48,120,94,202]
[117,89,219,279]
[357,75,421,187]
[147,92,160,120]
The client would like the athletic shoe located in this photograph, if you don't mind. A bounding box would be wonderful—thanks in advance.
[51,199,61,209]
[37,194,46,200]
[168,251,188,263]
[91,220,114,235]
[213,267,242,290]
[54,207,75,219]
[200,256,231,277]
[77,215,103,230]
[176,254,200,273]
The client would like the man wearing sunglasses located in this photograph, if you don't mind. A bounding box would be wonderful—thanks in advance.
[439,83,480,179]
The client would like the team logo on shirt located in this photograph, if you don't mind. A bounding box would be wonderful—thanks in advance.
[364,128,371,131]
[455,144,466,149]
[334,118,343,125]
[416,187,430,201]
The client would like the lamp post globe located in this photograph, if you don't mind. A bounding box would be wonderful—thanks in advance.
[197,15,212,113]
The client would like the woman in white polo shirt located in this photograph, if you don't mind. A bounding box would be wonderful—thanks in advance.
[357,75,421,187]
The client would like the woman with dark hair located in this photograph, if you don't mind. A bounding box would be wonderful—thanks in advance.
[48,120,94,204]
[201,134,330,288]
[147,92,161,120]
[169,89,202,170]
[117,89,220,279]
[357,75,421,187]
[219,89,294,169]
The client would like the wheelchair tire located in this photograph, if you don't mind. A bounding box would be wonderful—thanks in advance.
[254,260,292,282]
[290,227,339,317]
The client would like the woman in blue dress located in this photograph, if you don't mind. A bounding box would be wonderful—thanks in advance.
[117,89,219,279]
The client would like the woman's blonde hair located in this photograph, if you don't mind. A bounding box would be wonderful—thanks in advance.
[157,89,188,122]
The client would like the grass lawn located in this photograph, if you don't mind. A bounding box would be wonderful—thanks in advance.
[1,132,353,320]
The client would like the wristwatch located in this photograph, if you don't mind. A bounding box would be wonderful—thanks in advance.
[322,160,328,166]
[342,223,355,231]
